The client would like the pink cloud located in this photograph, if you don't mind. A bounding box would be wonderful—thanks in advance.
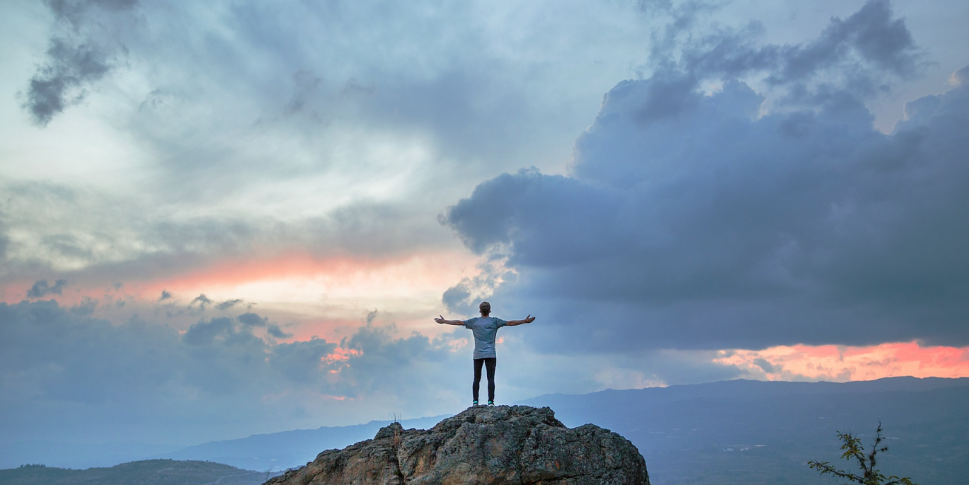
[716,341,969,381]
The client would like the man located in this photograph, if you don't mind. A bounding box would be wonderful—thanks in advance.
[435,302,535,407]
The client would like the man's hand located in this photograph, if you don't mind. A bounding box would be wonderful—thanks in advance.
[506,315,536,326]
[435,315,464,325]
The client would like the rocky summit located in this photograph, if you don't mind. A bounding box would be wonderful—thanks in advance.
[264,405,649,485]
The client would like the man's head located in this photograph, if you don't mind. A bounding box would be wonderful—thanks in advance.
[479,301,491,316]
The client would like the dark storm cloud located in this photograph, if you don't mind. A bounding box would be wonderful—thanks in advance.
[23,39,112,126]
[26,279,69,298]
[442,3,969,351]
[677,0,920,97]
[633,0,921,112]
[22,0,140,126]
[774,0,919,81]
[0,300,463,444]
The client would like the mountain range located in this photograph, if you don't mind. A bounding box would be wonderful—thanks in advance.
[3,377,967,485]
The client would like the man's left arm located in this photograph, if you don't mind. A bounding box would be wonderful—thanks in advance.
[504,315,536,326]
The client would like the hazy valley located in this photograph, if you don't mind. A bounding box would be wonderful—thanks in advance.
[3,377,966,485]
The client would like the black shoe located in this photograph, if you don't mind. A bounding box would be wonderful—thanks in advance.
[487,401,495,407]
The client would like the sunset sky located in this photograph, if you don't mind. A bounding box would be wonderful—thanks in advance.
[2,0,969,448]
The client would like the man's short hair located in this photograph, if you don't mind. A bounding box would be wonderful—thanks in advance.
[479,301,491,314]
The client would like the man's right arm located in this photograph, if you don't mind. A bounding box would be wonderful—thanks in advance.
[435,315,465,326]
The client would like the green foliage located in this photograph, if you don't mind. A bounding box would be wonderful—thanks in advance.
[808,422,918,485]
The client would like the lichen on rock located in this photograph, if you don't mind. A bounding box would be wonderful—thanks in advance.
[264,405,649,485]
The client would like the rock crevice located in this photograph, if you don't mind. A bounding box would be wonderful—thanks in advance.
[265,405,649,485]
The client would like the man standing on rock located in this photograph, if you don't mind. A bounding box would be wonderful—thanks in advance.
[435,302,535,407]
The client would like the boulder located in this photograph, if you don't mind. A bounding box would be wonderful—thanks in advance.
[265,405,649,485]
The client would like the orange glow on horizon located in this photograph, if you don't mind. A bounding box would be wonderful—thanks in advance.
[137,250,476,300]
[716,341,969,381]
[1,249,480,316]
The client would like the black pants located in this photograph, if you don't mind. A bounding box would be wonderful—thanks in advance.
[473,358,497,402]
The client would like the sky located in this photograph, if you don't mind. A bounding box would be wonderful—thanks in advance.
[2,0,969,448]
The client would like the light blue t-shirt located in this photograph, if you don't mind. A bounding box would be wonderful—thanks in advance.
[463,316,508,359]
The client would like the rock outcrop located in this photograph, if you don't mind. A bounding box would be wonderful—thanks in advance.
[265,405,649,485]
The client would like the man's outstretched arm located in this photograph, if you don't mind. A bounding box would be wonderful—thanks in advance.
[435,315,465,326]
[505,315,536,326]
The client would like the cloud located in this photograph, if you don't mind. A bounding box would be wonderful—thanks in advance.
[22,0,140,126]
[336,323,460,398]
[0,300,469,445]
[442,3,969,352]
[235,313,291,339]
[269,338,338,383]
[0,0,679,290]
[951,65,969,86]
[0,180,450,288]
[26,279,69,298]
[267,325,292,339]
[753,358,776,374]
[671,0,921,100]
[236,312,267,327]
[215,299,243,311]
[158,290,172,301]
[0,217,9,262]
[441,253,515,315]
[182,317,235,346]
[284,70,324,116]
[69,296,98,316]
[189,294,212,310]
[45,0,140,28]
[22,39,112,126]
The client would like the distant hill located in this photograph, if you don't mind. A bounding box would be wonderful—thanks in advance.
[159,415,447,472]
[518,376,969,485]
[0,459,272,485]
[0,441,181,470]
